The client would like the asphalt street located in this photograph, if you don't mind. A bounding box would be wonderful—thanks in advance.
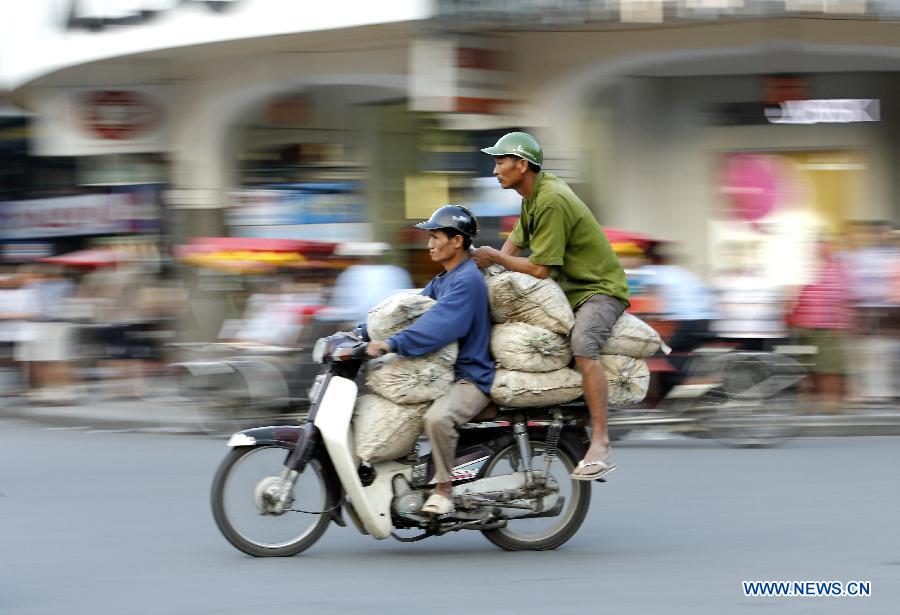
[1,418,898,615]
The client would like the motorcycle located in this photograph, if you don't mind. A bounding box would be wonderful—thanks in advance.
[210,331,597,556]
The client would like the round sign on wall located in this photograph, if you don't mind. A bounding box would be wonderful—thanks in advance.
[720,154,781,223]
[79,90,162,140]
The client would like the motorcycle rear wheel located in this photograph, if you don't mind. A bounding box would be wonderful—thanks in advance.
[211,444,331,557]
[481,435,591,551]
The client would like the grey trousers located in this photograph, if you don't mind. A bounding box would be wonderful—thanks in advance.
[423,380,491,484]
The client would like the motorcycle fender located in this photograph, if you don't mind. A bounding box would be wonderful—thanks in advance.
[225,425,345,527]
[226,425,301,448]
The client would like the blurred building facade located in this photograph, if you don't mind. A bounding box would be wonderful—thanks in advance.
[1,0,898,282]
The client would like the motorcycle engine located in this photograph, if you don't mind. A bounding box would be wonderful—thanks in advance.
[391,475,425,517]
[392,492,425,516]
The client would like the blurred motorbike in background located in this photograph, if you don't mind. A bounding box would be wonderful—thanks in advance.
[608,344,810,447]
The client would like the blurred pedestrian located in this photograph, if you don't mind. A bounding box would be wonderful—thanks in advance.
[844,221,897,403]
[319,242,413,324]
[0,271,33,396]
[643,244,718,353]
[80,258,150,398]
[711,240,786,351]
[788,237,852,410]
[15,266,77,403]
[641,244,719,398]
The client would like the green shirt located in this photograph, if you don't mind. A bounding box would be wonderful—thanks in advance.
[509,171,629,310]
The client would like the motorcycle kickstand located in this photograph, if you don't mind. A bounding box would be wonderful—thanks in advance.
[390,530,437,543]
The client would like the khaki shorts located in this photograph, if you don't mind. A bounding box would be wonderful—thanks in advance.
[571,294,627,359]
[794,328,846,374]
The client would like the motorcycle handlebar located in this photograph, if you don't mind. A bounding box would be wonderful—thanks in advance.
[331,341,370,362]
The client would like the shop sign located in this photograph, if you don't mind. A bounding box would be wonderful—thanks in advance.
[765,99,880,124]
[79,90,163,140]
[34,86,171,156]
[227,184,366,227]
[710,99,880,126]
[66,0,241,31]
[0,192,153,240]
[1,243,53,262]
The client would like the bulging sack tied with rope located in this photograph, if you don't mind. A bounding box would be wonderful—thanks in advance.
[352,394,429,463]
[366,344,457,404]
[482,268,663,407]
[486,271,575,335]
[366,292,436,342]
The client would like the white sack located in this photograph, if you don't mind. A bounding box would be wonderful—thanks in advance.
[367,293,435,341]
[491,368,583,408]
[352,394,428,463]
[603,312,671,358]
[487,272,575,335]
[366,344,457,404]
[491,322,571,372]
[602,355,650,406]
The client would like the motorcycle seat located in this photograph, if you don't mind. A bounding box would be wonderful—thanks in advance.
[468,403,498,422]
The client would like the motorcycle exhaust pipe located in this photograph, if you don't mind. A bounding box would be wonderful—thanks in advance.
[517,497,566,520]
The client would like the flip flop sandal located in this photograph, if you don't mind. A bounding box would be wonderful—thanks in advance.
[421,493,455,516]
[571,459,617,481]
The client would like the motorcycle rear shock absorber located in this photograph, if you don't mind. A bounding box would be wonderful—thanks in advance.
[542,411,564,476]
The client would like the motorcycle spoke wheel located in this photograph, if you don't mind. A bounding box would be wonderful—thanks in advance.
[481,438,590,551]
[713,354,802,447]
[211,445,330,557]
[706,392,801,447]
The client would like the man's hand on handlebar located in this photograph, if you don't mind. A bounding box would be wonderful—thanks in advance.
[366,340,391,358]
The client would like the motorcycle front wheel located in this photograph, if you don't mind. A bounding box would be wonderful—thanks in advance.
[211,444,331,557]
[481,435,591,551]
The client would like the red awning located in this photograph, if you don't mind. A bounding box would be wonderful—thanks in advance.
[602,228,660,251]
[177,237,339,258]
[40,249,124,267]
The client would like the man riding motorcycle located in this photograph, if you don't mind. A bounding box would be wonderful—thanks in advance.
[364,205,495,515]
[473,132,629,481]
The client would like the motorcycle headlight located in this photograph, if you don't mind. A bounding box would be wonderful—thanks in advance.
[312,338,327,364]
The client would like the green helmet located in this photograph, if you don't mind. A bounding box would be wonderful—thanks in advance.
[480,132,543,167]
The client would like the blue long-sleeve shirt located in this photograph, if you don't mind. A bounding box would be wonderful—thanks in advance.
[387,258,494,395]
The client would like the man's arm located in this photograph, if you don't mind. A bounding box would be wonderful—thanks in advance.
[366,279,438,357]
[473,239,551,279]
[384,278,476,357]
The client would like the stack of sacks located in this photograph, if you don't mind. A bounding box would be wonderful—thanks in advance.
[352,293,456,463]
[486,270,667,407]
[487,272,582,407]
